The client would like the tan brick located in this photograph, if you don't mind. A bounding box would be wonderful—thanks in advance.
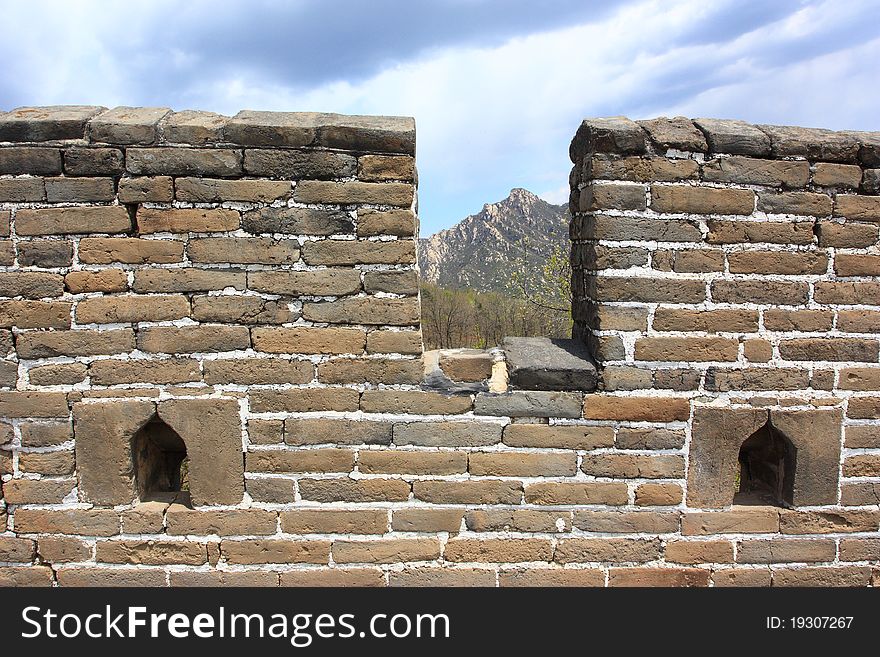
[76,294,189,324]
[358,154,415,182]
[502,424,612,450]
[0,566,54,586]
[651,185,754,214]
[772,566,871,587]
[133,268,246,292]
[78,237,183,264]
[136,325,250,353]
[192,295,295,324]
[137,207,239,234]
[839,368,880,391]
[845,424,880,448]
[280,568,384,587]
[28,362,87,385]
[813,162,862,187]
[705,368,809,392]
[37,537,91,563]
[835,253,880,277]
[175,177,291,202]
[166,508,277,536]
[299,478,410,503]
[609,567,709,587]
[446,538,552,563]
[17,240,73,267]
[363,270,418,295]
[14,508,119,536]
[635,337,738,362]
[413,480,520,505]
[120,501,167,534]
[816,221,878,247]
[848,397,880,419]
[285,418,392,446]
[393,422,503,447]
[280,509,387,535]
[652,308,756,333]
[303,297,419,325]
[248,387,359,413]
[247,269,361,296]
[317,358,422,385]
[356,209,416,237]
[19,422,72,447]
[56,568,166,587]
[736,538,836,563]
[580,182,647,211]
[591,155,699,182]
[294,180,413,207]
[301,239,415,265]
[468,451,577,477]
[126,147,240,175]
[386,509,461,534]
[204,358,313,385]
[65,269,128,293]
[839,538,880,562]
[0,536,36,562]
[389,567,495,587]
[18,450,74,475]
[366,331,423,354]
[616,427,685,450]
[844,454,880,477]
[245,477,295,503]
[220,539,330,564]
[779,337,877,362]
[117,176,173,203]
[247,418,283,444]
[711,568,772,587]
[728,250,827,274]
[665,540,733,564]
[15,206,130,235]
[0,271,65,298]
[333,538,438,564]
[0,300,71,329]
[834,195,880,221]
[245,448,354,473]
[702,156,809,186]
[635,482,683,506]
[556,538,660,563]
[524,482,628,506]
[358,450,466,475]
[0,391,69,417]
[581,453,684,479]
[712,280,809,305]
[360,390,471,415]
[3,477,75,504]
[707,219,814,244]
[573,510,679,533]
[763,309,833,332]
[596,276,706,303]
[252,327,365,355]
[757,191,831,216]
[682,508,780,535]
[583,395,689,421]
[188,237,299,264]
[43,176,114,202]
[96,540,206,565]
[465,508,570,533]
[89,358,200,385]
[171,571,279,587]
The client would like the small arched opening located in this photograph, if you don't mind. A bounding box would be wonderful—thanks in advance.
[130,418,189,502]
[734,421,796,507]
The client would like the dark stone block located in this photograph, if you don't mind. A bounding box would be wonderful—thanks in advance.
[503,337,598,392]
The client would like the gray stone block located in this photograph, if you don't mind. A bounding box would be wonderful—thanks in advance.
[503,337,598,391]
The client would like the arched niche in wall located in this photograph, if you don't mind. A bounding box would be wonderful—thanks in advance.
[687,406,841,508]
[73,398,244,507]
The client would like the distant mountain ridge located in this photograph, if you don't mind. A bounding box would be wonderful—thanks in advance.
[417,188,569,293]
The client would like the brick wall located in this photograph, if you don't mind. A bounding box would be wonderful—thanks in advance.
[0,106,878,587]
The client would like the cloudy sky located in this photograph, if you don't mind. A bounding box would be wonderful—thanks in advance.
[2,0,879,235]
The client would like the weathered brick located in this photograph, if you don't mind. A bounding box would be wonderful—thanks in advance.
[0,177,45,201]
[56,568,166,587]
[579,183,646,211]
[500,568,604,587]
[651,308,755,333]
[816,220,878,247]
[501,424,612,450]
[299,478,410,503]
[14,206,130,235]
[89,358,200,385]
[285,418,391,446]
[706,219,814,244]
[556,538,660,563]
[393,508,464,533]
[595,306,649,331]
[779,338,877,362]
[203,358,313,385]
[474,391,583,418]
[192,295,295,324]
[466,509,571,533]
[834,195,880,221]
[570,117,647,159]
[583,395,689,421]
[763,309,833,332]
[524,482,628,506]
[0,536,36,562]
[187,237,299,264]
[133,268,245,293]
[737,538,836,563]
[0,147,62,174]
[839,310,880,332]
[634,483,683,506]
[171,571,279,587]
[220,539,330,564]
[729,250,827,274]
[79,237,183,264]
[245,449,355,473]
[759,124,859,162]
[363,270,419,295]
[137,325,249,353]
[596,276,706,303]
[0,567,54,587]
[665,540,733,564]
[0,300,71,329]
[166,508,277,536]
[446,538,552,563]
[835,253,880,277]
[76,294,190,324]
[17,240,73,267]
[839,538,880,562]
[96,540,206,565]
[711,280,809,305]
[118,176,173,203]
[63,147,124,176]
[681,509,780,535]
[175,177,291,202]
[468,451,577,477]
[358,154,415,182]
[248,387,359,413]
[119,501,167,534]
[280,569,385,587]
[65,269,128,293]
[45,176,115,202]
[281,509,387,535]
[303,297,419,325]
[334,538,439,564]
[813,162,862,187]
[245,477,295,503]
[126,147,241,176]
[843,454,880,477]
[848,397,880,419]
[243,149,356,179]
[19,422,72,447]
[137,207,239,234]
[772,567,871,587]
[393,421,502,447]
[317,358,423,385]
[17,329,133,358]
[302,239,415,265]
[590,155,699,182]
[247,418,283,445]
[356,209,416,237]
[389,567,495,587]
[841,482,880,505]
[247,269,361,296]
[757,191,831,216]
[37,536,91,563]
[294,180,413,207]
[586,215,702,242]
[635,337,738,362]
[702,156,808,186]
[252,327,365,355]
[581,453,684,479]
[18,450,75,475]
[28,362,87,385]
[14,508,119,536]
[705,368,810,392]
[651,185,754,214]
[845,424,880,448]
[413,480,521,505]
[815,281,880,305]
[839,368,880,391]
[360,390,472,415]
[2,477,75,504]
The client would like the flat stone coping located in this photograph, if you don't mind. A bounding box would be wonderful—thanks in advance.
[502,337,598,392]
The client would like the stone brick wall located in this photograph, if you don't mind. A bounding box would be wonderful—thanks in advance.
[0,106,877,587]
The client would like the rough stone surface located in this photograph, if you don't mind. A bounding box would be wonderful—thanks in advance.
[502,337,598,391]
